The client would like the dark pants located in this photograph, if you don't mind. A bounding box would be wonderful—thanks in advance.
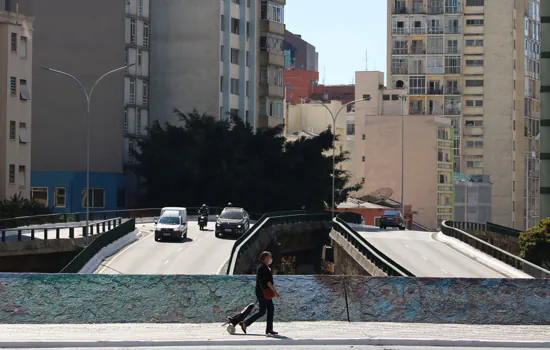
[244,291,274,332]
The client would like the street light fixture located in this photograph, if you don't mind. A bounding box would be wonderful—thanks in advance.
[300,96,371,221]
[41,64,135,246]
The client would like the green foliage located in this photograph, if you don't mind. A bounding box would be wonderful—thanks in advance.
[519,217,550,269]
[0,193,52,219]
[132,109,363,213]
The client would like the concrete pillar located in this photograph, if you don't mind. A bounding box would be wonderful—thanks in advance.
[541,3,550,219]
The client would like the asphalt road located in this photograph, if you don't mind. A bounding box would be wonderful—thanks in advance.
[96,220,236,275]
[351,225,505,278]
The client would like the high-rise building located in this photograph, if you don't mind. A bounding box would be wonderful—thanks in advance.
[0,10,33,202]
[10,0,151,212]
[540,1,550,220]
[387,0,541,230]
[151,0,286,129]
[284,30,318,71]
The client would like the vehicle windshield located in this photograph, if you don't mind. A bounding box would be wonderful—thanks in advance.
[159,216,180,225]
[220,211,243,220]
[383,211,401,216]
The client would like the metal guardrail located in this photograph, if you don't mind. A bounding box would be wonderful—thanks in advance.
[227,210,325,274]
[441,220,550,279]
[449,221,521,238]
[60,219,136,273]
[0,217,123,243]
[332,217,415,277]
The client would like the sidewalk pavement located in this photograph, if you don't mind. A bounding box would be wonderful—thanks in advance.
[2,322,550,348]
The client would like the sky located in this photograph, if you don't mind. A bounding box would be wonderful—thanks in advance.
[284,0,387,85]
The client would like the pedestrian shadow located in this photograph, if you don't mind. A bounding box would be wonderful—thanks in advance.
[232,333,292,340]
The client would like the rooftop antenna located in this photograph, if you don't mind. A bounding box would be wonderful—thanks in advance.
[366,48,368,71]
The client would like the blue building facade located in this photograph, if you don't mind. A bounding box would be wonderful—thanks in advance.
[31,171,128,214]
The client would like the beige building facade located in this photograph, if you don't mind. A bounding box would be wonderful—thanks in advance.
[353,71,454,229]
[287,100,354,172]
[387,0,540,230]
[0,11,33,201]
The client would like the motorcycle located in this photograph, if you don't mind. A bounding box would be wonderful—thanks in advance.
[198,215,208,230]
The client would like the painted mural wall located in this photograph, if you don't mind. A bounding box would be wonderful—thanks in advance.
[0,274,548,324]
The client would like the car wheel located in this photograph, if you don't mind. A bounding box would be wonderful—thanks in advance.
[399,226,405,230]
[215,232,220,238]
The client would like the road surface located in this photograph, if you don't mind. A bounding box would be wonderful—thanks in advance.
[350,225,505,278]
[97,221,236,275]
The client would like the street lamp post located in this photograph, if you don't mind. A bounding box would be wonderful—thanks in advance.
[398,91,408,226]
[301,96,371,221]
[41,64,134,246]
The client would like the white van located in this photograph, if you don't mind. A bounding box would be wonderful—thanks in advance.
[154,207,188,242]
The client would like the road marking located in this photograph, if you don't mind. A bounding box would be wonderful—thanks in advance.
[177,247,183,252]
[164,260,169,265]
[96,227,153,274]
[404,244,410,249]
[421,256,428,261]
[441,268,449,274]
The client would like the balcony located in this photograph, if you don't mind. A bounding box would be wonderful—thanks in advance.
[260,51,285,68]
[412,5,424,14]
[428,8,444,15]
[428,27,444,34]
[445,88,460,95]
[410,27,427,35]
[411,47,426,54]
[410,108,425,115]
[259,84,284,99]
[445,26,462,34]
[392,48,408,55]
[393,28,408,35]
[392,67,408,75]
[428,88,444,95]
[393,6,407,14]
[445,108,461,115]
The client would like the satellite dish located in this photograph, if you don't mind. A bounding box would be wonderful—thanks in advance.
[368,187,393,199]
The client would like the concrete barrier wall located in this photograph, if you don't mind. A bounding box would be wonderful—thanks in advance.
[0,275,548,325]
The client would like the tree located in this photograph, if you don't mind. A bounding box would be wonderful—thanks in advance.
[519,217,550,270]
[132,109,363,213]
[0,194,52,228]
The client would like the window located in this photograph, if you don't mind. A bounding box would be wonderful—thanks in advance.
[466,59,484,66]
[10,77,16,95]
[8,164,15,184]
[260,66,284,86]
[18,165,25,186]
[466,140,484,148]
[19,122,29,143]
[246,51,250,66]
[231,78,239,95]
[130,19,136,44]
[362,134,366,140]
[9,121,15,140]
[54,188,66,208]
[466,0,484,5]
[82,188,105,208]
[19,79,30,100]
[445,56,461,74]
[231,0,240,4]
[465,39,484,47]
[142,81,148,106]
[261,1,284,23]
[221,15,225,31]
[230,108,239,117]
[138,50,142,68]
[31,187,48,206]
[117,188,126,208]
[465,100,483,107]
[383,94,390,101]
[220,76,224,92]
[136,109,142,135]
[346,123,355,135]
[231,48,239,64]
[409,76,426,94]
[466,19,484,26]
[465,120,483,127]
[392,94,399,101]
[231,17,240,34]
[246,21,250,39]
[143,22,149,47]
[220,45,224,61]
[446,39,459,54]
[246,80,249,97]
[10,32,16,52]
[124,109,128,133]
[465,79,484,87]
[20,36,27,59]
[362,156,366,162]
[129,79,136,103]
[138,0,143,15]
[260,34,284,54]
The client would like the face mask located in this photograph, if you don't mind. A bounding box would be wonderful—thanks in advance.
[267,258,273,265]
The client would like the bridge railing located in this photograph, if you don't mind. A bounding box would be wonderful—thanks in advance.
[227,210,328,274]
[332,216,415,277]
[0,217,123,243]
[60,219,136,273]
[441,220,550,278]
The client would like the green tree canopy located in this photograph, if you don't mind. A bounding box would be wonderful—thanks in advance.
[132,109,363,213]
[519,217,550,270]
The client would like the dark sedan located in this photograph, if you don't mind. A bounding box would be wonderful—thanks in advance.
[215,208,250,238]
[379,210,406,230]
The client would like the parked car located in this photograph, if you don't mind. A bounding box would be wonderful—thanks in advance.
[154,207,188,241]
[379,210,406,230]
[215,207,250,238]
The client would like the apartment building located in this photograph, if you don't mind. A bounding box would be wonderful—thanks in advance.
[0,11,33,201]
[354,71,454,229]
[150,0,286,129]
[284,30,318,71]
[541,1,550,220]
[9,0,151,212]
[387,0,541,230]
